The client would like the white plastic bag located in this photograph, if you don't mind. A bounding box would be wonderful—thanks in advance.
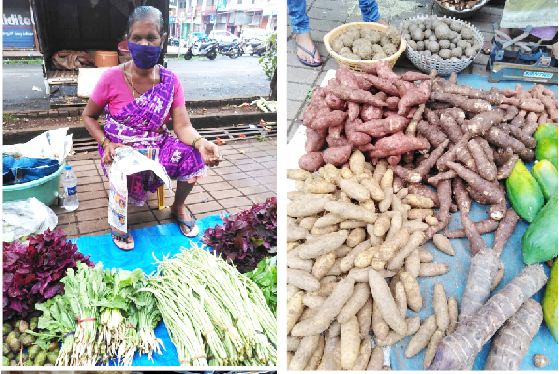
[2,127,73,163]
[2,197,58,242]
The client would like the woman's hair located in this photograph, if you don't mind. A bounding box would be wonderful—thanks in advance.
[128,6,164,35]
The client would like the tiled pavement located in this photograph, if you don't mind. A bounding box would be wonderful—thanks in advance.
[53,139,277,238]
[287,0,505,140]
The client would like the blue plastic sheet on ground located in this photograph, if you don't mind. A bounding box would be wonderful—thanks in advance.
[391,77,557,370]
[74,214,224,366]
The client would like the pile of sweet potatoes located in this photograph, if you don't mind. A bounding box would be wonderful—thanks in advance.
[300,62,434,172]
[287,153,458,369]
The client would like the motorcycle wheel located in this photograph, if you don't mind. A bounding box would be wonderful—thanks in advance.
[184,52,192,60]
[229,50,239,59]
[208,52,217,60]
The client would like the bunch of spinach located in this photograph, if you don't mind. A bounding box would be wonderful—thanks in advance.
[244,256,277,314]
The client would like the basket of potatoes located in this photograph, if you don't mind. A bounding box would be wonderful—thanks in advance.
[324,22,406,72]
[401,15,483,76]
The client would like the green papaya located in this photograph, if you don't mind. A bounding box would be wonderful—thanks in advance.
[534,123,558,142]
[543,260,558,342]
[532,159,558,201]
[536,137,558,169]
[521,193,558,264]
[506,160,545,222]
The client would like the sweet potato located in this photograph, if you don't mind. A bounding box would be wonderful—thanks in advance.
[417,119,448,147]
[396,80,431,115]
[358,116,410,137]
[520,98,545,113]
[370,131,430,158]
[305,127,327,153]
[444,218,499,239]
[360,104,383,121]
[325,93,345,110]
[327,81,387,106]
[401,71,432,81]
[323,144,353,166]
[299,151,325,171]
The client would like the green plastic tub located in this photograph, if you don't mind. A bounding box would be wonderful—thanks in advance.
[2,163,65,206]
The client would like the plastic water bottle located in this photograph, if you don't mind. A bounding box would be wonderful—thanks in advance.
[62,165,79,211]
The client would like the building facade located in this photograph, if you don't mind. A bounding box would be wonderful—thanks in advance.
[169,0,277,39]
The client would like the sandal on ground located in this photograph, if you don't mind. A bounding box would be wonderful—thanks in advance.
[295,42,322,67]
[111,230,134,251]
[171,210,200,237]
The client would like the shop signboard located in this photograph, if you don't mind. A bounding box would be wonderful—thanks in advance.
[3,0,35,49]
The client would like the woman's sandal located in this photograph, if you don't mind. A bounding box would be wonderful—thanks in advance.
[295,42,322,67]
[171,211,200,237]
[111,230,134,251]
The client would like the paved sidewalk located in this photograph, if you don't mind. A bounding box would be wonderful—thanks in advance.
[287,0,505,140]
[54,139,277,238]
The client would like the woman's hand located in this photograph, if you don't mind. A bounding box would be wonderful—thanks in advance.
[102,142,128,164]
[197,139,222,167]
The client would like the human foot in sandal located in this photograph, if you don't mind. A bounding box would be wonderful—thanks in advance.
[111,227,134,251]
[294,32,322,67]
[171,203,200,237]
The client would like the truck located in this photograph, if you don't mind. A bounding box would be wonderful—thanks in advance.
[30,0,169,107]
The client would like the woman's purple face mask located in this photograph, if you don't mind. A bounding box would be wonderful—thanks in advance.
[128,19,162,69]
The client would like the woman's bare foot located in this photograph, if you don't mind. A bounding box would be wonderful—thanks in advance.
[171,203,199,237]
[294,32,321,67]
[111,226,134,251]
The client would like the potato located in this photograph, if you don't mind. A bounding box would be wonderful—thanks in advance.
[416,40,425,51]
[428,40,440,53]
[438,39,451,49]
[411,29,424,41]
[386,26,401,45]
[451,47,463,58]
[345,26,360,41]
[353,38,373,59]
[428,34,437,42]
[457,40,471,49]
[361,28,381,43]
[434,23,451,39]
[339,31,357,47]
[438,48,451,59]
[465,47,476,58]
[332,37,345,53]
[407,40,417,50]
[450,21,462,32]
[340,46,352,55]
[461,27,474,40]
[380,34,391,47]
[423,28,432,38]
[383,44,397,57]
[449,42,456,49]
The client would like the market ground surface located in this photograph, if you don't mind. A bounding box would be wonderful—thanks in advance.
[2,56,271,111]
[287,0,505,140]
[54,138,277,239]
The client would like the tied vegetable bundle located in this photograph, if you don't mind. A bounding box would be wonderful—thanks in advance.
[146,245,277,366]
[33,262,162,366]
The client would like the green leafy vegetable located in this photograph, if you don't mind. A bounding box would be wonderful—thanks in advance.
[245,256,277,314]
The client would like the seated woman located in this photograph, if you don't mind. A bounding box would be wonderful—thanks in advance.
[82,5,221,250]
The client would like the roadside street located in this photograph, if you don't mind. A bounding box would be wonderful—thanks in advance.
[2,55,271,111]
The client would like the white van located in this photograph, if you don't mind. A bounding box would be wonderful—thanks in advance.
[208,30,238,43]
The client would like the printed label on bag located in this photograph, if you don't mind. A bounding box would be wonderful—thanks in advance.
[66,186,77,196]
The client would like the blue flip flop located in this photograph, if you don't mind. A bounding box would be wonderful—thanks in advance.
[171,211,200,237]
[296,42,322,67]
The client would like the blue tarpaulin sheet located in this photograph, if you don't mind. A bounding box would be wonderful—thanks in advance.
[74,214,224,366]
[390,76,557,370]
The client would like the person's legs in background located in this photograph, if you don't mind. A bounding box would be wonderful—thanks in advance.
[359,0,381,22]
[288,0,322,66]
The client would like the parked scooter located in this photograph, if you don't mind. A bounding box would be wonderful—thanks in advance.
[218,40,242,59]
[184,38,218,60]
[246,38,266,57]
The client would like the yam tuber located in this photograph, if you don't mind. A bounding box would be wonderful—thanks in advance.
[429,265,548,370]
[369,269,408,336]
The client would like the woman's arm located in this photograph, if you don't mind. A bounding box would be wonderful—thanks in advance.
[82,100,127,164]
[172,105,221,166]
[82,100,106,143]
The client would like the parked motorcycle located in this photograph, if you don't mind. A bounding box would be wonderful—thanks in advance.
[245,38,266,57]
[184,38,218,60]
[218,40,242,58]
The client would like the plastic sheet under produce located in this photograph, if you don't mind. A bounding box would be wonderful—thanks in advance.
[74,214,224,366]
